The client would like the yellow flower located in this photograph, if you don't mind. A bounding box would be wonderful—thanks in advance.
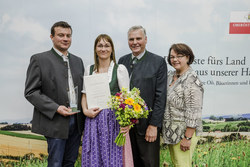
[125,98,134,105]
[203,152,208,155]
[133,103,141,112]
[231,157,237,160]
[116,96,120,100]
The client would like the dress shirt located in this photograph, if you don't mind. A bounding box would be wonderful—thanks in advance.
[53,47,76,105]
[131,50,146,61]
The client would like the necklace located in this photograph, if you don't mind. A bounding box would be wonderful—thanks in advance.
[175,67,190,78]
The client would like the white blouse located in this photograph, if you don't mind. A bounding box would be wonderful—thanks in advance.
[82,61,130,93]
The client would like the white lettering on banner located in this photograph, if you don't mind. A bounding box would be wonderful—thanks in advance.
[233,23,250,27]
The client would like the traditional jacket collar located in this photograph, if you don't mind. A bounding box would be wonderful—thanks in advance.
[131,49,146,60]
[51,47,70,61]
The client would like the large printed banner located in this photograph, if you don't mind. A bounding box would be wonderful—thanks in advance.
[229,11,250,34]
[0,1,249,166]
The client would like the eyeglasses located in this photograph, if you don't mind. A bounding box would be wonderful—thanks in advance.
[169,55,186,60]
[97,44,111,49]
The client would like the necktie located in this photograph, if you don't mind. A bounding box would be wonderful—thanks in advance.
[132,57,138,64]
[63,56,77,105]
[130,57,138,89]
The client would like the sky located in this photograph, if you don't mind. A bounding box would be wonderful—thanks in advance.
[0,0,249,123]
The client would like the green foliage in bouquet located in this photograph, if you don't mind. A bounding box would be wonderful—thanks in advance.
[108,87,150,146]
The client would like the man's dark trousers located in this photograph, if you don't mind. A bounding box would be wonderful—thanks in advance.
[46,115,81,167]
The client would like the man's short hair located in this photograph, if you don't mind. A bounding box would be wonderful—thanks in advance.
[51,21,72,36]
[127,25,146,38]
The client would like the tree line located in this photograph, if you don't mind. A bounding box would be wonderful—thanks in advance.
[0,123,31,131]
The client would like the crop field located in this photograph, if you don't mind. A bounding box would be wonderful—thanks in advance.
[1,137,249,167]
[0,125,249,166]
[204,121,245,131]
[0,134,47,157]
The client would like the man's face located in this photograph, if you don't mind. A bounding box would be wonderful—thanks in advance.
[50,27,72,54]
[128,29,147,56]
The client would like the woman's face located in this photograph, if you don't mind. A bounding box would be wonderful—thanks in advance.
[170,49,189,72]
[96,38,112,61]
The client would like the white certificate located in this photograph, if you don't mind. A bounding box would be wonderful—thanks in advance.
[84,73,110,109]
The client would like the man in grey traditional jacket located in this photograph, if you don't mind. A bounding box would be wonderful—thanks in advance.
[24,21,85,167]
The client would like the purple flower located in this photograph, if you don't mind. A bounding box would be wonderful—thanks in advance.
[115,92,122,96]
[130,118,138,124]
[119,103,126,109]
[128,105,133,109]
[144,105,148,110]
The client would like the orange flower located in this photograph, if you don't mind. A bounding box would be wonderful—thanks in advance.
[125,98,134,105]
[133,103,141,112]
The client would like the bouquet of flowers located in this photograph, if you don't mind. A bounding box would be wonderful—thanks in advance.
[108,87,150,146]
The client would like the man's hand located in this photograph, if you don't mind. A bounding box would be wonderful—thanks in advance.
[145,125,158,142]
[57,105,77,116]
[83,107,102,118]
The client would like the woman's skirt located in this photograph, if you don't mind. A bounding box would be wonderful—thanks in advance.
[82,108,123,167]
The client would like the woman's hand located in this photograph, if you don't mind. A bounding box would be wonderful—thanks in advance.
[180,127,195,151]
[83,107,102,118]
[180,138,191,152]
[120,125,131,136]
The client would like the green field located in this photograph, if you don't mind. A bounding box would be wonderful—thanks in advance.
[203,120,250,132]
[204,121,242,130]
[1,139,249,167]
[1,121,250,167]
[160,139,249,167]
[0,130,46,141]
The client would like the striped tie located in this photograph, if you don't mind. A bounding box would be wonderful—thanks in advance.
[132,57,138,64]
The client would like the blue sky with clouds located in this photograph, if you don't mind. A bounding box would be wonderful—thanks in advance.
[0,0,249,123]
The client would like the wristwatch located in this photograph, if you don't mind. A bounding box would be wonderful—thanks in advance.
[184,135,192,140]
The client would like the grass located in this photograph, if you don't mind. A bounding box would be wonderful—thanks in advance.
[2,139,249,167]
[160,139,250,167]
[0,130,46,141]
[1,121,249,167]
